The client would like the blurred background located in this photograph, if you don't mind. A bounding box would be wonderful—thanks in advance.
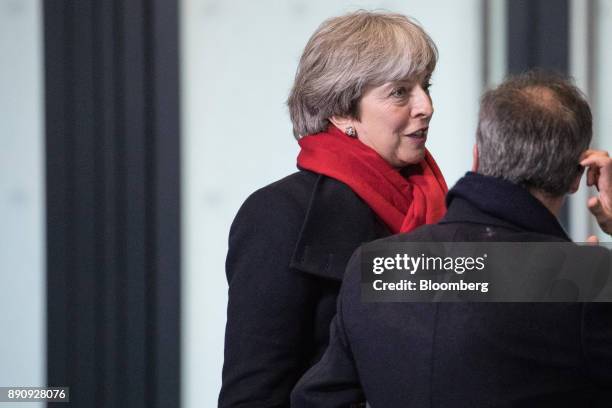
[1,0,611,406]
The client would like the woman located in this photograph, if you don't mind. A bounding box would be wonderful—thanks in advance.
[219,11,447,407]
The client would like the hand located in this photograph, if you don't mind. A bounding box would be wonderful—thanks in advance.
[586,235,599,244]
[580,149,612,235]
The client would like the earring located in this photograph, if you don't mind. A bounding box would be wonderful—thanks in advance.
[345,126,357,137]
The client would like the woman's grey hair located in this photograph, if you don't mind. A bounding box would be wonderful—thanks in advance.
[287,10,438,138]
[476,70,592,197]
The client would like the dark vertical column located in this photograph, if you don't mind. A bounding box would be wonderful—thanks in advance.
[120,2,148,406]
[507,0,571,227]
[44,0,181,406]
[507,0,569,74]
[149,0,181,406]
[45,1,69,395]
[96,2,119,406]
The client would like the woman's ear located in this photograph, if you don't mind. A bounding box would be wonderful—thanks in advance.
[329,116,355,132]
[471,144,479,172]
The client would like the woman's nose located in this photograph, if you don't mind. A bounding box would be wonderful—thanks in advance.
[412,86,433,118]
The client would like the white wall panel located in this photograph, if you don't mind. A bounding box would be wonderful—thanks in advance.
[594,0,612,241]
[0,0,45,405]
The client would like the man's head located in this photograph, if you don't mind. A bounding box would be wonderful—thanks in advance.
[475,71,592,198]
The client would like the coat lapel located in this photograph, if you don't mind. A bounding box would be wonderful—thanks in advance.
[290,175,390,280]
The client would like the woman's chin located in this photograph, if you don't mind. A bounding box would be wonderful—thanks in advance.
[396,149,425,167]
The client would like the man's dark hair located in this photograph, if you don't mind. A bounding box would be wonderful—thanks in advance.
[476,70,592,196]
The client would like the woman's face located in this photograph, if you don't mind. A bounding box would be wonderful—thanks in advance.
[354,74,433,168]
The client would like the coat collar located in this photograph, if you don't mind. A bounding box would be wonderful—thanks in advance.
[442,172,571,241]
[290,174,390,280]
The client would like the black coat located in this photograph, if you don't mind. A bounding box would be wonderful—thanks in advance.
[218,170,390,407]
[292,172,612,407]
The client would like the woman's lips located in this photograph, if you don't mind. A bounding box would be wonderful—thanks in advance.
[405,128,428,143]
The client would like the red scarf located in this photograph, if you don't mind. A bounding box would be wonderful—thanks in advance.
[297,125,448,234]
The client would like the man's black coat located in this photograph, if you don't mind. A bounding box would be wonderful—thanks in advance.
[219,170,390,407]
[292,172,612,407]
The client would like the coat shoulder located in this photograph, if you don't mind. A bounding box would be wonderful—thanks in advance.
[238,170,319,219]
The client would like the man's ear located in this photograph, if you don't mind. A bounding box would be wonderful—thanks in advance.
[568,170,584,194]
[471,144,479,172]
[329,116,355,132]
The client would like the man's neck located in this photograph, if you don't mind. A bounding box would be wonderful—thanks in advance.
[529,189,564,218]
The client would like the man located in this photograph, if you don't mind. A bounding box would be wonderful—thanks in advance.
[291,71,612,407]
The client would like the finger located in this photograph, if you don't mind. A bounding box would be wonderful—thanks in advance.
[579,150,592,162]
[580,151,611,189]
[583,148,609,158]
[580,154,611,168]
[586,235,599,244]
[586,165,595,187]
[584,164,599,187]
[596,159,612,191]
[589,196,612,235]
[588,196,605,219]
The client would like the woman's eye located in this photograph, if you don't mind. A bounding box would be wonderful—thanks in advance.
[423,81,433,92]
[390,87,407,98]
